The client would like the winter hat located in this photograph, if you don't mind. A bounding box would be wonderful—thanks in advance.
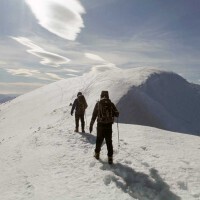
[100,91,109,99]
[77,92,82,97]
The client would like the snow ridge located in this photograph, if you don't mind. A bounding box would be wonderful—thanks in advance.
[0,67,200,200]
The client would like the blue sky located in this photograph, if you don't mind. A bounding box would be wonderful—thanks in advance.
[0,0,200,94]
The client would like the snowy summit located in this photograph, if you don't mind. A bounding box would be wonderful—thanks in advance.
[0,66,200,200]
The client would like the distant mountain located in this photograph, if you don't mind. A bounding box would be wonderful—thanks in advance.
[0,94,18,104]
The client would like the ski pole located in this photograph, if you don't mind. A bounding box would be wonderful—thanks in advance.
[117,117,120,149]
[85,110,88,128]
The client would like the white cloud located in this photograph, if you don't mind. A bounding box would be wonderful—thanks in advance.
[84,52,119,73]
[25,0,85,40]
[66,74,78,77]
[85,53,106,62]
[12,37,70,67]
[6,68,40,77]
[46,73,63,80]
[0,82,44,94]
[5,68,62,82]
[0,61,6,65]
[64,69,80,73]
[91,63,118,73]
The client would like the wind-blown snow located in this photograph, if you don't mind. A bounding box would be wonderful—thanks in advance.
[0,67,200,200]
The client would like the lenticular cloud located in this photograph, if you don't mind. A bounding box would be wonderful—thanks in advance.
[25,0,85,40]
[85,53,106,62]
[12,37,70,67]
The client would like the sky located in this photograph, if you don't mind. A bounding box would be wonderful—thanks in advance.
[0,0,200,94]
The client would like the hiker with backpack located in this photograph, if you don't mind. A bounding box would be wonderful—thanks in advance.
[71,92,88,133]
[89,91,119,164]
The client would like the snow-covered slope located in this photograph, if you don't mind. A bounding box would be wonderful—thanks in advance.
[0,67,200,200]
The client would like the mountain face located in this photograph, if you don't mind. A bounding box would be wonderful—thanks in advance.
[0,94,17,104]
[117,72,200,135]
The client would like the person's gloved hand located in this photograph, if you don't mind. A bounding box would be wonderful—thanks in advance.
[71,111,73,116]
[89,125,93,133]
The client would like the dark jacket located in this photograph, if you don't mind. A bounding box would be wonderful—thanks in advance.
[71,95,88,115]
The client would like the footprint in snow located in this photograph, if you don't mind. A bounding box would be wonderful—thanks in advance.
[124,160,132,165]
[103,175,112,185]
[47,125,53,129]
[141,161,150,167]
[152,154,159,158]
[177,181,188,190]
[89,161,96,168]
[141,146,147,151]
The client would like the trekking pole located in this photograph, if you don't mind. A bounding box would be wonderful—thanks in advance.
[84,111,87,127]
[117,117,120,150]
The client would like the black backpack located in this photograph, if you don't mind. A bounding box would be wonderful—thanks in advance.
[97,98,114,124]
[77,95,87,113]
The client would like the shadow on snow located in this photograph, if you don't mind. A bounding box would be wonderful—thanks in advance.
[78,131,181,199]
[77,131,96,145]
[100,160,181,200]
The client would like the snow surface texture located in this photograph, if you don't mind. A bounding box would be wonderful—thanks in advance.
[0,67,200,200]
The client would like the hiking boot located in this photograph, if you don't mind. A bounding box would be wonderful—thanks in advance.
[94,152,100,160]
[108,157,113,164]
[74,128,79,132]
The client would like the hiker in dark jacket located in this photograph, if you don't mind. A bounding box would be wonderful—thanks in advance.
[71,92,88,133]
[89,91,119,164]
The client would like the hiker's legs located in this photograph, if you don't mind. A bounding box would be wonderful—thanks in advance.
[95,136,104,154]
[104,125,113,157]
[95,125,104,154]
[80,113,85,132]
[75,113,80,131]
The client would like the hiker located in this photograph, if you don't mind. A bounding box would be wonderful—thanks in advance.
[89,91,119,164]
[71,92,88,133]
